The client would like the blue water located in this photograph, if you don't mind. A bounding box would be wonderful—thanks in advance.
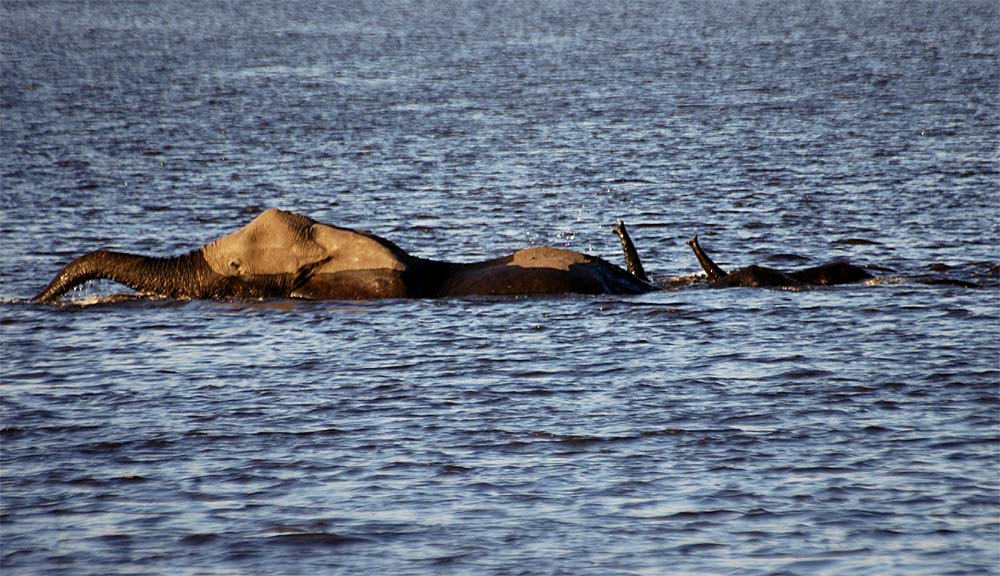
[2,1,998,574]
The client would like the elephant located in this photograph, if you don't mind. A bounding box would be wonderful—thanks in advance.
[686,235,874,287]
[32,208,658,303]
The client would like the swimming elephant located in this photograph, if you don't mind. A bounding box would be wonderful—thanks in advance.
[32,208,657,303]
[686,235,874,287]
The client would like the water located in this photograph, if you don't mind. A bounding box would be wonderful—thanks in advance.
[2,1,998,574]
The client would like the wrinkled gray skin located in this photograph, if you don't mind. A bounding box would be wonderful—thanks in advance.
[686,235,874,287]
[33,209,657,303]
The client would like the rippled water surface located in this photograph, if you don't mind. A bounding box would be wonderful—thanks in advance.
[2,1,998,574]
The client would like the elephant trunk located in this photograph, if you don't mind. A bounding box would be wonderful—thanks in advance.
[32,250,214,303]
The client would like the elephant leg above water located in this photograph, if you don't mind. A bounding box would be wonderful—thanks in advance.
[613,221,649,282]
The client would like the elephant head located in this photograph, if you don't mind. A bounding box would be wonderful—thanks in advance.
[32,209,416,302]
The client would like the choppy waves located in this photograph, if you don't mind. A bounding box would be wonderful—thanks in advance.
[2,0,998,574]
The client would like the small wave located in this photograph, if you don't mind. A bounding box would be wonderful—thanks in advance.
[0,297,31,305]
[656,274,705,289]
[672,542,727,554]
[266,532,373,546]
[605,177,655,185]
[719,413,782,425]
[864,276,907,286]
[832,238,882,246]
[1,293,146,306]
[180,533,220,546]
[912,275,985,289]
[771,368,835,380]
[35,292,171,307]
[658,509,741,522]
[253,428,345,438]
[635,305,687,316]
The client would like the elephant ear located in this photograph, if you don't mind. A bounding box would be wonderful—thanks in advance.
[201,209,331,276]
[308,223,410,274]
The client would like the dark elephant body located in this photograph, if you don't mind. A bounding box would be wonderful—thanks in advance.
[33,209,654,302]
[686,235,874,288]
